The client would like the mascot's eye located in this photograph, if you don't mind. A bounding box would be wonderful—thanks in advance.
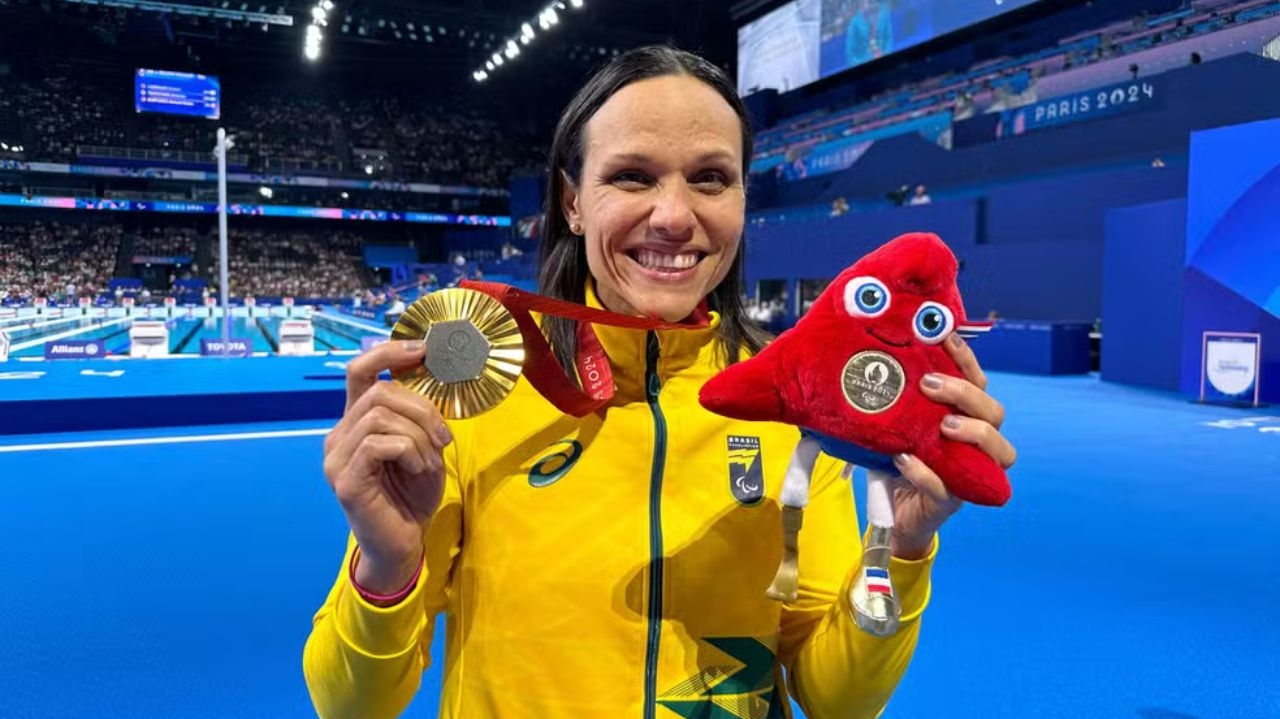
[914,302,955,344]
[843,276,890,317]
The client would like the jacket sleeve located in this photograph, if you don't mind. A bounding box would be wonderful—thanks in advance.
[778,455,937,719]
[302,438,465,719]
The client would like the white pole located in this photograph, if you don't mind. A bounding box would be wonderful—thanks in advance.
[217,127,230,346]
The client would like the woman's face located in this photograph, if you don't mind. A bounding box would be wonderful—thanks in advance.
[562,74,746,322]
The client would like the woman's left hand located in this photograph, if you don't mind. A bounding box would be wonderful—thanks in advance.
[888,333,1018,560]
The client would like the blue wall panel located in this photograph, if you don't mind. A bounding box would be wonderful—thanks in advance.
[362,244,416,268]
[1101,198,1187,391]
[982,164,1187,246]
[744,199,979,286]
[961,239,1106,322]
[1181,117,1280,403]
[747,163,1189,323]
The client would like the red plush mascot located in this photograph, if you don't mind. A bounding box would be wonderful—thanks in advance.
[699,232,1011,636]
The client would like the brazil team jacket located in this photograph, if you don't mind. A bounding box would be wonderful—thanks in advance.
[303,286,937,719]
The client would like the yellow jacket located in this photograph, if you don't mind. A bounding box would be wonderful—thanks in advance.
[304,287,937,719]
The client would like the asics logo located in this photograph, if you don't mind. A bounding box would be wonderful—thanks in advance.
[528,440,583,488]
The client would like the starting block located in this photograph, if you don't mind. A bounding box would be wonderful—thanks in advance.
[129,320,170,358]
[278,319,315,356]
[0,329,9,362]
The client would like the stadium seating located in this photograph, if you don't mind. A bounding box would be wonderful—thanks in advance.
[0,220,121,304]
[215,229,366,301]
[0,77,542,189]
[751,0,1280,169]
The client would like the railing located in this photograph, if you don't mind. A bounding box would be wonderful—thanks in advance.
[263,157,344,175]
[78,145,250,166]
[30,185,94,198]
[105,189,190,201]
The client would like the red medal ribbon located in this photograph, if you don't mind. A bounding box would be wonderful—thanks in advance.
[460,280,709,416]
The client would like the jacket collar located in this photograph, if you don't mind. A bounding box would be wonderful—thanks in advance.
[584,280,722,404]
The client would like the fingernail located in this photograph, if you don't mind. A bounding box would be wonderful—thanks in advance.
[922,373,944,390]
[401,339,426,353]
[943,415,962,430]
[893,453,912,467]
[434,423,453,446]
[949,333,965,348]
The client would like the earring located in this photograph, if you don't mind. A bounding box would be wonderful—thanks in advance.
[571,223,582,235]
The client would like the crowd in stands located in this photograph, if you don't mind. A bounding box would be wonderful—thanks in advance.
[133,225,202,259]
[0,220,119,304]
[753,0,1280,169]
[133,115,216,155]
[215,229,366,300]
[0,76,128,160]
[0,220,375,304]
[342,97,395,153]
[0,73,543,189]
[385,98,542,188]
[240,90,343,174]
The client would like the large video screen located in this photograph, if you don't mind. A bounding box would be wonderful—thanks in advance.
[135,69,221,119]
[737,0,820,97]
[739,0,1046,96]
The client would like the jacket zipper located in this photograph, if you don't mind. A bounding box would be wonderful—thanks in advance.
[642,332,667,719]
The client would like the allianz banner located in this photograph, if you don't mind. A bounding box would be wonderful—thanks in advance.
[45,340,107,359]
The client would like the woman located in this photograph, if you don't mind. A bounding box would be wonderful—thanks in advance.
[305,46,1015,719]
[845,0,894,67]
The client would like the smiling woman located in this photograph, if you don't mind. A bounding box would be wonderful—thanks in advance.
[306,44,1018,719]
[538,46,771,373]
[569,76,744,311]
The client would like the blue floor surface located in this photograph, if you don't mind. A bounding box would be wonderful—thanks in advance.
[0,373,1276,719]
[0,355,353,402]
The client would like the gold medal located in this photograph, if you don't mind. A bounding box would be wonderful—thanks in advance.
[390,288,525,419]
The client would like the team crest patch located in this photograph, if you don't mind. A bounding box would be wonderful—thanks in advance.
[727,435,764,506]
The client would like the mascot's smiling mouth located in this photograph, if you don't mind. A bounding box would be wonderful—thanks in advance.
[867,327,910,348]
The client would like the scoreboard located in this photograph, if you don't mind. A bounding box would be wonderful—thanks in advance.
[135,69,221,120]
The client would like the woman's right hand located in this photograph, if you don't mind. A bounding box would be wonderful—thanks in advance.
[323,339,453,596]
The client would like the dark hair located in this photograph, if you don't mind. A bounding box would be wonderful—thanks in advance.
[538,45,770,381]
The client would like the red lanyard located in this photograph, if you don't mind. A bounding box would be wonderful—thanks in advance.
[460,280,710,416]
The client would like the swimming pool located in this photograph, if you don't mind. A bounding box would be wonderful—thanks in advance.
[0,311,387,358]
